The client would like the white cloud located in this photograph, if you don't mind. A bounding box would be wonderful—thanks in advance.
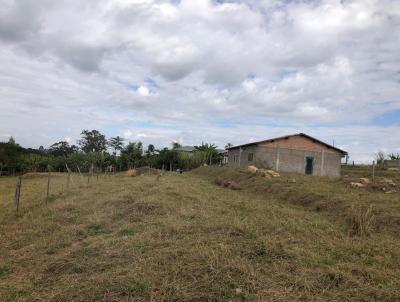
[0,0,399,162]
[137,85,150,96]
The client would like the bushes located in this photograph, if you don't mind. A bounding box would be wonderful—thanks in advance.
[1,135,224,175]
[177,151,222,170]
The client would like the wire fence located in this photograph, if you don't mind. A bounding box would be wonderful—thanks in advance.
[0,171,118,215]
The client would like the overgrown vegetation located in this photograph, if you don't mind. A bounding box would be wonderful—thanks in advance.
[0,166,399,301]
[0,130,223,175]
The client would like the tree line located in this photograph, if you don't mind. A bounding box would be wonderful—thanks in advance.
[0,130,224,175]
[375,150,400,166]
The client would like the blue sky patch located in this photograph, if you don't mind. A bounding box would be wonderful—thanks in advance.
[373,109,400,126]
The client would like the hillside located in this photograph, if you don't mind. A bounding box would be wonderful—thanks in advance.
[0,167,399,301]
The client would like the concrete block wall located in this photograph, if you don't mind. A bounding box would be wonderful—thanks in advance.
[228,145,342,177]
[322,152,342,177]
[227,145,258,167]
[254,145,278,169]
[384,160,400,168]
[272,147,342,177]
[277,148,322,175]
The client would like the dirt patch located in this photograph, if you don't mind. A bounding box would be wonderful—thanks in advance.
[214,176,241,190]
[136,166,160,175]
[125,169,138,177]
[44,259,84,276]
[112,195,166,222]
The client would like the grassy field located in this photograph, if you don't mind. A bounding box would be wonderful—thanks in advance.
[0,167,399,301]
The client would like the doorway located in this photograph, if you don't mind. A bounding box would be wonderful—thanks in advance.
[305,157,314,175]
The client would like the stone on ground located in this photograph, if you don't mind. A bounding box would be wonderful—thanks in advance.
[247,165,258,173]
[350,182,366,188]
[359,178,370,185]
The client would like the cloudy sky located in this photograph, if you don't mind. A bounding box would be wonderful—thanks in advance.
[0,0,399,162]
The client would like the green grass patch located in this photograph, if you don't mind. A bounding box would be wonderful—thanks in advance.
[86,222,110,236]
[0,265,12,279]
[119,224,145,236]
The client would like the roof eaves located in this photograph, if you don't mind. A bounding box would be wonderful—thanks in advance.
[227,133,347,155]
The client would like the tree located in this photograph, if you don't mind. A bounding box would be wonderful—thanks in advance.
[388,153,400,160]
[194,142,218,152]
[109,136,125,155]
[156,148,178,171]
[146,144,155,154]
[8,137,16,145]
[194,143,220,165]
[49,141,77,157]
[78,130,107,153]
[225,143,233,149]
[120,142,143,168]
[0,138,21,174]
[375,150,386,165]
[171,142,182,149]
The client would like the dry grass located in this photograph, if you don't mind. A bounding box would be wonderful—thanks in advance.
[0,167,400,301]
[346,205,375,237]
[214,176,241,190]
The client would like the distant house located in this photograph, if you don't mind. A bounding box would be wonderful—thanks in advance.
[383,159,400,169]
[175,145,227,165]
[227,133,347,177]
[175,146,226,154]
[174,146,196,153]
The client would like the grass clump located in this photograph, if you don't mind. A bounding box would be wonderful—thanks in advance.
[347,205,375,237]
[118,224,145,236]
[0,265,12,279]
[86,222,110,236]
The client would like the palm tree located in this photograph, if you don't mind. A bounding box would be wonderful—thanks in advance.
[194,143,219,165]
[109,136,125,155]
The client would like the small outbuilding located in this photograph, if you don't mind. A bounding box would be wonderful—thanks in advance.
[227,133,347,177]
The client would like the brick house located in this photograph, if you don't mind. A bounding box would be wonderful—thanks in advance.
[227,133,347,177]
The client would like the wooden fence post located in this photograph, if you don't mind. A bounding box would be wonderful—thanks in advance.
[46,171,51,202]
[372,160,376,182]
[66,170,71,192]
[87,166,91,186]
[14,176,22,211]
